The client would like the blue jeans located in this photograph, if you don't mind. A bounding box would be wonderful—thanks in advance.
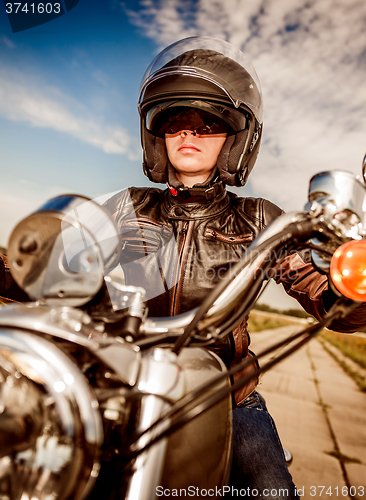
[226,392,300,499]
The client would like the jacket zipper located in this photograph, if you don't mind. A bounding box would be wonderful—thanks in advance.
[120,218,173,254]
[122,237,159,254]
[122,218,172,237]
[170,220,194,316]
[204,227,253,244]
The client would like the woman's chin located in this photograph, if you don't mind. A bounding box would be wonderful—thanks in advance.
[174,162,213,175]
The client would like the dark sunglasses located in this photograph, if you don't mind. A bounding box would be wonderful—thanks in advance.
[146,103,247,137]
[164,120,229,136]
[159,109,229,136]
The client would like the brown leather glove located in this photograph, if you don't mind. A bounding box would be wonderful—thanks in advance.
[0,254,30,304]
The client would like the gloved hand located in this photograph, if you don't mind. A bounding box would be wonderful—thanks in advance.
[0,253,30,303]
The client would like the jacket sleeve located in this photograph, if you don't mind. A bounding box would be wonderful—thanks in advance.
[0,254,30,303]
[257,198,366,333]
[273,250,366,333]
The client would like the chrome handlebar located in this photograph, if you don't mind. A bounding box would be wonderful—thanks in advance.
[0,169,366,500]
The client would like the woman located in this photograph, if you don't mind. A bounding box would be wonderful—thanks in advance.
[1,36,365,498]
[104,37,366,498]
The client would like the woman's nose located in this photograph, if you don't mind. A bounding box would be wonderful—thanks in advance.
[180,130,197,137]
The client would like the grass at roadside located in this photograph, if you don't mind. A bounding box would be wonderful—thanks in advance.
[320,330,366,369]
[248,311,300,332]
[319,338,366,392]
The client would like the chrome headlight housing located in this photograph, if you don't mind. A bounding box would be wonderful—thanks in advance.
[0,328,103,500]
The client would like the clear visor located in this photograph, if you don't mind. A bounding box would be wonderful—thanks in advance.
[139,36,263,123]
[145,100,248,136]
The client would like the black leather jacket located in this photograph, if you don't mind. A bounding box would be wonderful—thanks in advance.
[1,185,365,403]
[104,185,366,403]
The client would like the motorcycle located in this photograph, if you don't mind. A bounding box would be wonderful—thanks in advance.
[0,167,366,500]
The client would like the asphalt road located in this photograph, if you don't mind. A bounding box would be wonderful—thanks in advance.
[250,325,366,500]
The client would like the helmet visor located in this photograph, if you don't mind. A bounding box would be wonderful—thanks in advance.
[146,100,247,136]
[139,36,263,123]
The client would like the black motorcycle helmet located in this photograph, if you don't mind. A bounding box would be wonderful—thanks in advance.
[138,36,263,187]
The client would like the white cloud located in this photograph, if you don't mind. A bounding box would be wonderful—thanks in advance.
[124,0,366,211]
[2,36,16,49]
[0,67,140,161]
[123,0,198,48]
[91,69,110,87]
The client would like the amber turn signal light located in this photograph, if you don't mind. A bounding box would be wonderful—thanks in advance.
[330,240,366,301]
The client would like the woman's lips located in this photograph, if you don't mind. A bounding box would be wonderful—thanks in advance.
[178,143,200,152]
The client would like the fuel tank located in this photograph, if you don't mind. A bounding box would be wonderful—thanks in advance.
[161,347,232,493]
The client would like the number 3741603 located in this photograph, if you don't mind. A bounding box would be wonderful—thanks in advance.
[5,3,61,14]
[309,486,364,496]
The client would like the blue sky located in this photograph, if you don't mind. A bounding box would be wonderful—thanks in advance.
[1,0,366,308]
[0,0,159,246]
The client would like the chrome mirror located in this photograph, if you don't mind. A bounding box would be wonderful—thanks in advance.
[7,195,121,306]
[308,170,366,238]
[307,170,366,273]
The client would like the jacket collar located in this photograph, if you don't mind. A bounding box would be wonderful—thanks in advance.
[164,167,229,219]
[163,184,230,220]
[167,169,225,202]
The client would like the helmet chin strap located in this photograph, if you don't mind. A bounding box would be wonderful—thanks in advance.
[167,167,225,200]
